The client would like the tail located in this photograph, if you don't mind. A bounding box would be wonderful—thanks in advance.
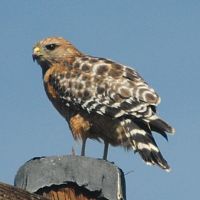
[149,117,175,140]
[121,118,174,171]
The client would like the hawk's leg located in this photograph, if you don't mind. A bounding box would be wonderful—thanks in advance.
[81,138,87,156]
[103,141,109,160]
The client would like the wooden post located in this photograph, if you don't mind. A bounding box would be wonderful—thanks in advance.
[14,155,126,200]
[0,182,49,200]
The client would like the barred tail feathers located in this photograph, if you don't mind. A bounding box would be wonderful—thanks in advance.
[121,119,171,171]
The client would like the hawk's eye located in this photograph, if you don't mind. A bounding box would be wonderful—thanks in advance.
[45,44,58,51]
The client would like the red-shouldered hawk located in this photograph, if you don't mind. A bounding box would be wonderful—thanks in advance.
[32,37,175,171]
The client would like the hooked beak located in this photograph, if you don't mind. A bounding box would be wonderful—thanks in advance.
[32,47,41,62]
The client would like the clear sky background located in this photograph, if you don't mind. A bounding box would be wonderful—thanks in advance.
[0,1,199,199]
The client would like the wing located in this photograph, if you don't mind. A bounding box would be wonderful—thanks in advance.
[48,56,173,135]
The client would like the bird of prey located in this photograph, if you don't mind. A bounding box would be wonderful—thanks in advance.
[32,37,175,171]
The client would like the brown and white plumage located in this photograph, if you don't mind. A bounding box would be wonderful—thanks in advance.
[32,37,175,171]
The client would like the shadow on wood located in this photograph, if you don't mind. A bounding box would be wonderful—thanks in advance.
[14,155,126,200]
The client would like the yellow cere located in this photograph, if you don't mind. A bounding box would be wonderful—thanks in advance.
[33,47,40,54]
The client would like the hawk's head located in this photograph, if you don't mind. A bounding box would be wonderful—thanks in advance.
[32,37,82,69]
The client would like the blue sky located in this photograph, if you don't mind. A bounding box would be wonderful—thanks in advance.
[0,1,199,199]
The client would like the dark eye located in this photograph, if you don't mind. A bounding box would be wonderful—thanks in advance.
[45,44,58,51]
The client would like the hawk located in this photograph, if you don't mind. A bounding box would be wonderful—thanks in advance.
[32,37,175,171]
